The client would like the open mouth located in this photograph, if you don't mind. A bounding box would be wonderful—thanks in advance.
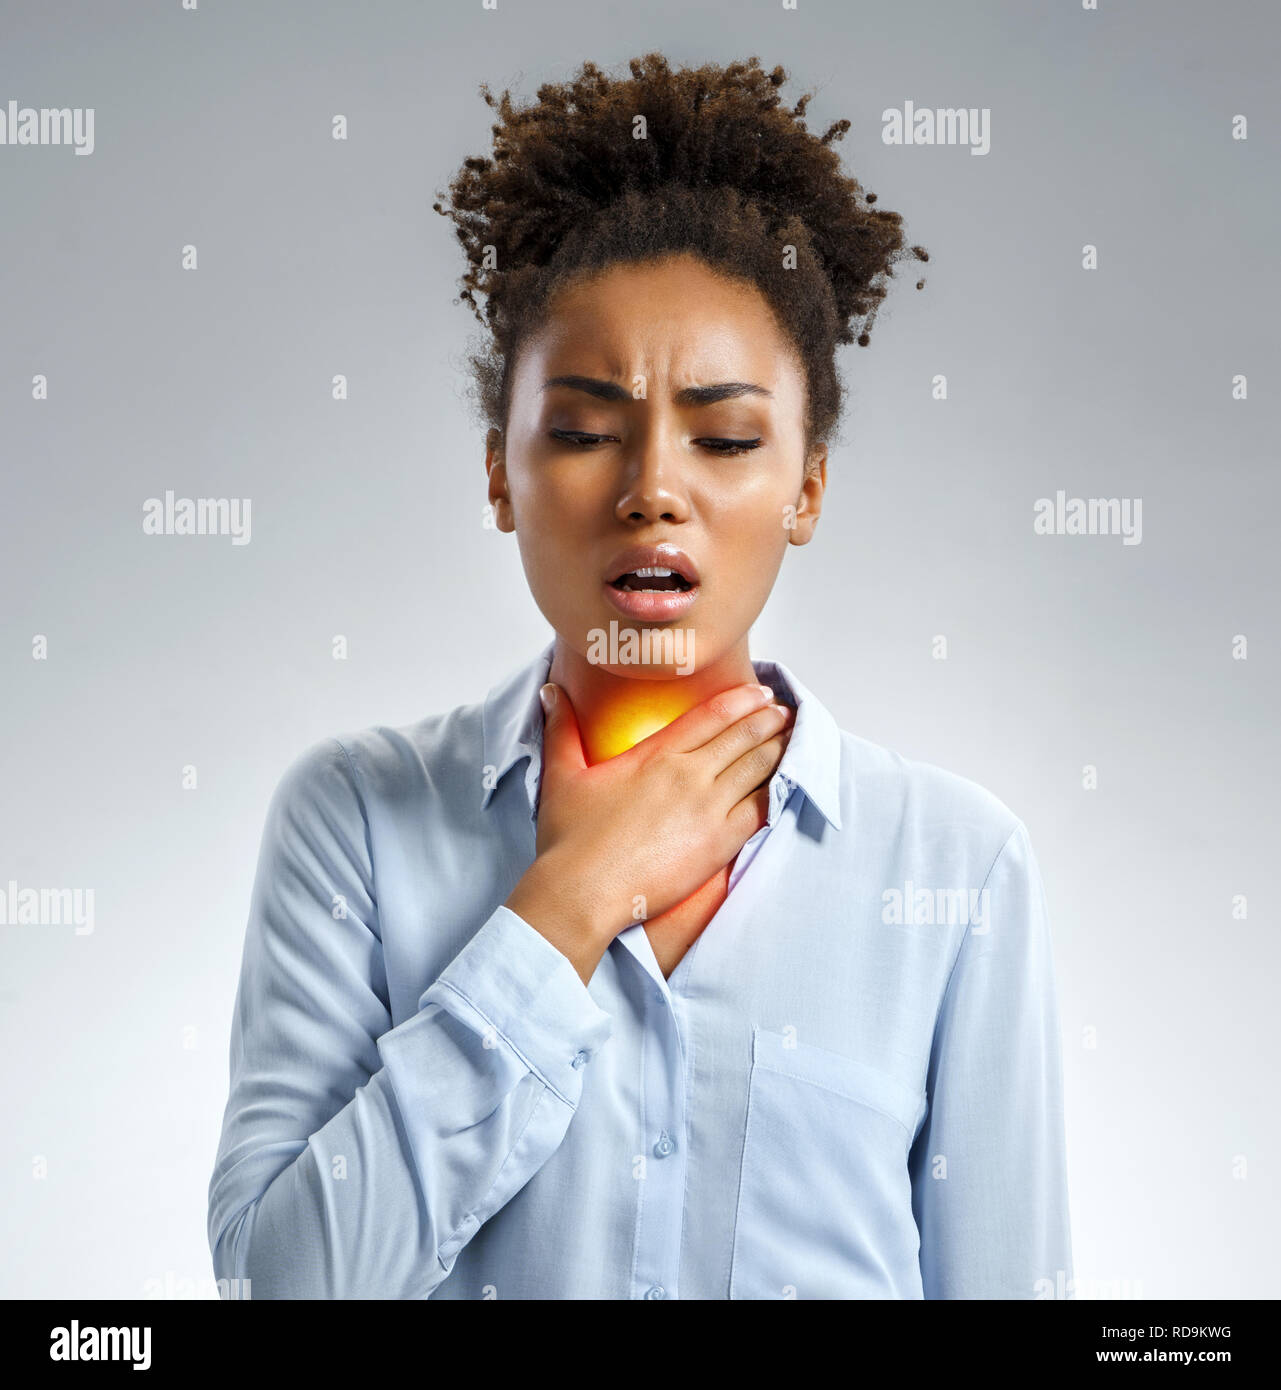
[608,566,695,594]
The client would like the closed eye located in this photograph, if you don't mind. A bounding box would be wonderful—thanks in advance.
[549,430,763,456]
[695,437,763,455]
[549,429,617,445]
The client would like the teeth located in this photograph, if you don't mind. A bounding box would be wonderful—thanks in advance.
[610,561,695,592]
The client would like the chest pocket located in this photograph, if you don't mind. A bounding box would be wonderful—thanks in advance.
[729,1025,928,1300]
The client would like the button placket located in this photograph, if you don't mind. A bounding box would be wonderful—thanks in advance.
[632,982,687,1300]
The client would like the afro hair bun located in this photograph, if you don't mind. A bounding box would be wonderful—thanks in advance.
[434,53,927,447]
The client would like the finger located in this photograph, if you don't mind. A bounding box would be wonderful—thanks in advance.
[714,730,789,803]
[697,701,792,774]
[656,681,778,754]
[725,784,771,846]
[539,683,587,778]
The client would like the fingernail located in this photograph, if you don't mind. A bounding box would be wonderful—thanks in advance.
[755,684,774,701]
[539,683,556,712]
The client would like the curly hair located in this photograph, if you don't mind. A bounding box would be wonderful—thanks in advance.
[433,53,927,454]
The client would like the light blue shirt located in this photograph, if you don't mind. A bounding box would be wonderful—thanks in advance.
[208,640,1072,1299]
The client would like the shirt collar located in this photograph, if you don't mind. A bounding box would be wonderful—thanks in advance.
[479,638,843,831]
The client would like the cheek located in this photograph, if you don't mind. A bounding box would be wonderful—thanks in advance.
[510,457,603,520]
[710,481,796,565]
[508,472,599,604]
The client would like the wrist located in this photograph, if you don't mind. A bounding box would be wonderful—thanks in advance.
[504,850,620,978]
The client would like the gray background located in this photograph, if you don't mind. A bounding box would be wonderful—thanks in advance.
[1,0,1276,1298]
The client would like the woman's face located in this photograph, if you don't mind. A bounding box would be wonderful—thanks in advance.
[488,251,826,679]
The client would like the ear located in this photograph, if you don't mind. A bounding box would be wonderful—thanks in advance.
[485,426,515,533]
[788,444,827,546]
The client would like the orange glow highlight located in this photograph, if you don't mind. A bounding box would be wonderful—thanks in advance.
[581,680,702,764]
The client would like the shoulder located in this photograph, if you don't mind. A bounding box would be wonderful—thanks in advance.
[268,697,487,822]
[834,733,1053,958]
[838,728,1026,874]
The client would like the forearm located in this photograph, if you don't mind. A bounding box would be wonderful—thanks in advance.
[210,900,615,1299]
[504,849,623,986]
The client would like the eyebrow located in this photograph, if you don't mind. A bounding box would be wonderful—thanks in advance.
[541,375,772,406]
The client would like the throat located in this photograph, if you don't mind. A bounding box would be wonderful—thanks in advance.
[546,638,761,765]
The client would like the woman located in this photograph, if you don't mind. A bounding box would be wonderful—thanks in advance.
[207,54,1072,1300]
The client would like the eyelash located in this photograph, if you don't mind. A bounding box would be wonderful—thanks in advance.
[549,430,764,456]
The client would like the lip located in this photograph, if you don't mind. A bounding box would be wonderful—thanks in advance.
[602,542,701,587]
[603,582,699,621]
[601,541,701,622]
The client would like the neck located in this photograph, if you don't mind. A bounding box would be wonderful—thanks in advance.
[548,634,759,764]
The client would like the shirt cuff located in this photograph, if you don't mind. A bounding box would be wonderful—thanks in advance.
[422,904,614,1103]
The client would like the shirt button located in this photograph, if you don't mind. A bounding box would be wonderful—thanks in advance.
[571,1051,589,1069]
[652,1130,675,1158]
[644,1285,666,1300]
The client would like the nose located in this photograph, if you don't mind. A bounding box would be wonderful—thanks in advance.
[613,426,691,525]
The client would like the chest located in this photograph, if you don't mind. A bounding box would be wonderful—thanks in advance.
[644,863,731,979]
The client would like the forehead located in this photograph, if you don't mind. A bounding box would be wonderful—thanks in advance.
[515,253,802,394]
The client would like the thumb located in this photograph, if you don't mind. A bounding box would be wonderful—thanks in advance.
[539,682,586,778]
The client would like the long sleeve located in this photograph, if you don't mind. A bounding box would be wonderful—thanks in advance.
[206,738,613,1299]
[908,820,1073,1298]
